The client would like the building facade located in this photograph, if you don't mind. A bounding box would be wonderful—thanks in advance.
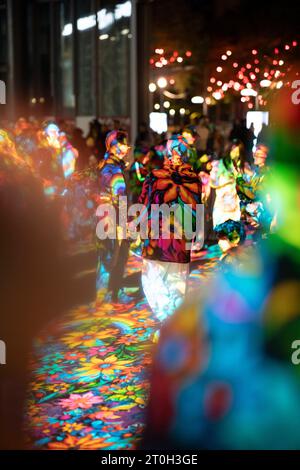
[0,0,151,139]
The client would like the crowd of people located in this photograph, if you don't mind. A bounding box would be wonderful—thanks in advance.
[0,103,299,449]
[0,115,274,319]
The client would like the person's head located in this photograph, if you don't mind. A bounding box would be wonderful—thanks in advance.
[105,130,130,159]
[88,154,98,167]
[166,134,192,165]
[44,122,60,149]
[254,144,268,167]
[182,125,197,146]
[215,219,246,253]
[229,139,246,167]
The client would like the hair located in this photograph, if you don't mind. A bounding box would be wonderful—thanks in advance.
[223,139,247,172]
[215,219,246,244]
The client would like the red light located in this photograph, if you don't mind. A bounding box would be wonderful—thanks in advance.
[254,59,259,64]
[149,58,154,64]
[285,45,290,50]
[273,60,278,65]
[170,57,175,62]
[292,41,297,47]
[252,49,258,55]
[274,48,279,54]
[255,68,260,73]
[173,51,178,57]
[241,67,246,72]
[185,50,192,57]
[246,63,252,69]
[233,62,238,68]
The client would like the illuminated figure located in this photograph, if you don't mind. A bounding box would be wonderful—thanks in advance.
[96,130,130,302]
[139,135,201,322]
[59,132,78,179]
[236,144,273,231]
[210,141,249,228]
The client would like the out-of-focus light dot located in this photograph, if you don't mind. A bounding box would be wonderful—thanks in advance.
[157,77,167,88]
[173,51,178,57]
[149,83,157,92]
[273,60,278,65]
[169,109,175,116]
[155,62,163,68]
[248,103,254,109]
[185,50,192,57]
[205,97,211,105]
[216,66,223,72]
[241,67,246,72]
[154,103,160,110]
[179,108,185,115]
[31,98,37,103]
[241,97,246,102]
[170,57,175,63]
[155,48,164,54]
[246,82,252,88]
[221,55,227,60]
[210,77,216,83]
[279,60,284,66]
[264,72,269,78]
[185,109,190,115]
[260,79,271,87]
[246,63,251,69]
[226,50,232,56]
[292,41,297,47]
[233,62,238,68]
[252,49,258,55]
[255,68,260,73]
[177,57,183,63]
[207,86,212,92]
[169,79,175,85]
[274,48,279,54]
[222,83,228,91]
[217,80,222,86]
[254,59,259,64]
[285,44,290,50]
[149,59,154,64]
[274,70,281,78]
[276,81,283,89]
[250,73,256,80]
[213,91,222,100]
[163,101,170,108]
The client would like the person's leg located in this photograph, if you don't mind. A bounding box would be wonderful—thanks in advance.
[108,240,130,301]
[142,260,189,322]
